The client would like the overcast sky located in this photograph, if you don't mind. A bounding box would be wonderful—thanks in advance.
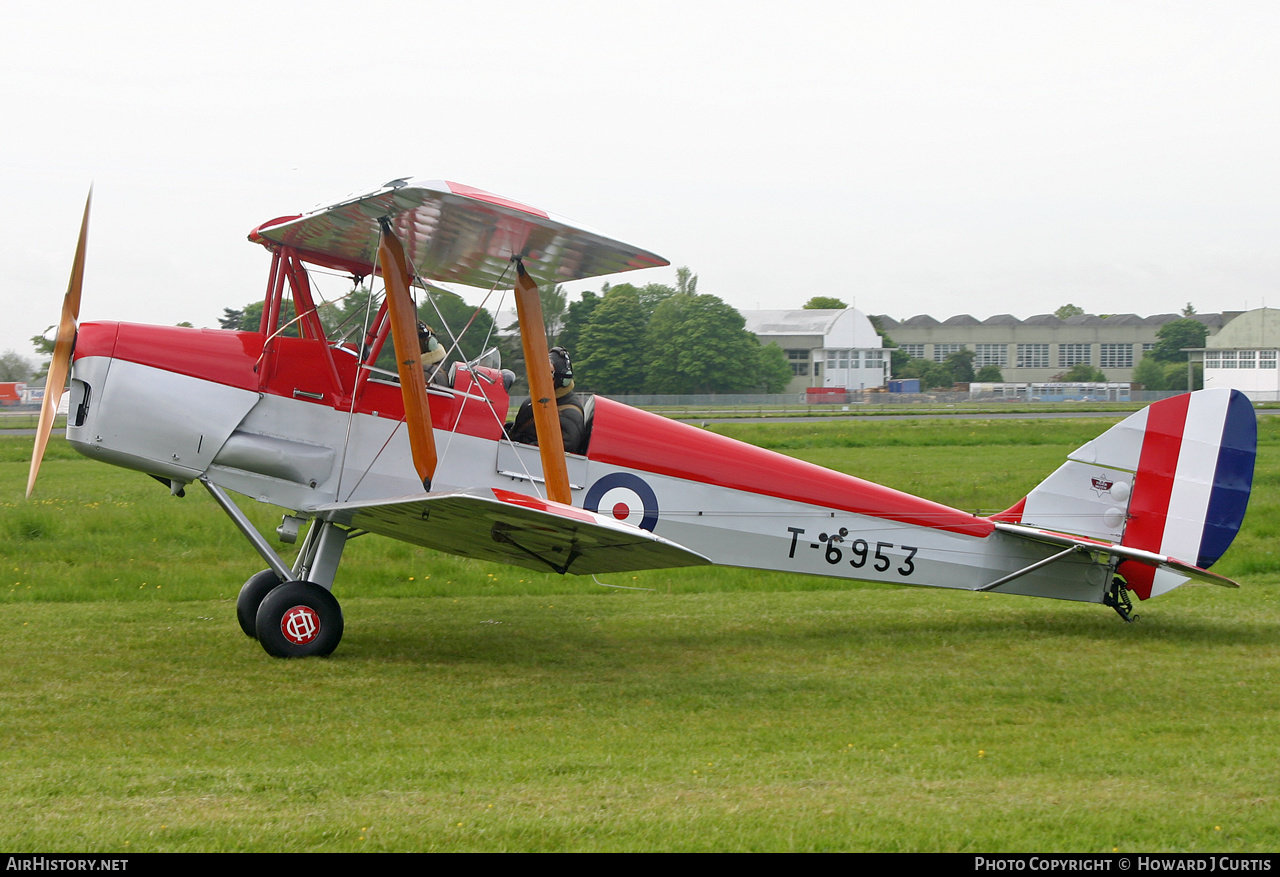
[3,0,1278,363]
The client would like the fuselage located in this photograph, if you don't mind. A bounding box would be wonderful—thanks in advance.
[65,320,1108,603]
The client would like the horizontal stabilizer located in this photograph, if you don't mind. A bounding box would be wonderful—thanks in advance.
[313,488,710,576]
[994,521,1239,589]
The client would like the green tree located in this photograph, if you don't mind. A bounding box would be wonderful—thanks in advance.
[1149,318,1208,363]
[556,291,599,355]
[218,307,245,330]
[897,357,959,389]
[755,343,794,394]
[1182,302,1197,316]
[498,282,565,389]
[29,332,53,380]
[225,299,301,336]
[1132,356,1169,390]
[1132,357,1202,391]
[974,365,1004,382]
[803,296,847,309]
[637,283,676,318]
[576,287,648,394]
[0,351,34,382]
[500,283,566,345]
[675,266,698,297]
[643,293,762,394]
[31,331,53,357]
[1057,363,1107,382]
[418,288,497,363]
[868,315,910,375]
[1055,303,1084,319]
[945,349,976,384]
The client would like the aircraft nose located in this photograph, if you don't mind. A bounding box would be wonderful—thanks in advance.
[70,320,120,362]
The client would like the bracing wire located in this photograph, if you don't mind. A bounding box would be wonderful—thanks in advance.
[592,575,655,592]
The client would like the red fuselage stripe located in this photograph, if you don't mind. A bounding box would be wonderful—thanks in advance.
[587,397,993,537]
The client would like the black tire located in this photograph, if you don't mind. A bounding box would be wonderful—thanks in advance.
[255,581,344,658]
[236,570,284,639]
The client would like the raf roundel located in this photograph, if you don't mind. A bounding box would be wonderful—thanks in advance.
[584,473,660,532]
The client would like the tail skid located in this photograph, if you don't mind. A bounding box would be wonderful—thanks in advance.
[992,389,1256,601]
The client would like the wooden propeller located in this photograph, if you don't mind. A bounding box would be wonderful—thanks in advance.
[27,189,91,499]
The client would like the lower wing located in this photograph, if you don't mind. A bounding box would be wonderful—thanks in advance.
[312,488,710,575]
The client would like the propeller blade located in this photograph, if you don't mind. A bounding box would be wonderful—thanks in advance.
[27,189,91,499]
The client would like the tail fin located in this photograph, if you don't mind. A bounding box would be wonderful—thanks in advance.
[992,389,1256,599]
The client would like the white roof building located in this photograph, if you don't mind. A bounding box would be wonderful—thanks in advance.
[740,308,887,393]
[1193,308,1280,401]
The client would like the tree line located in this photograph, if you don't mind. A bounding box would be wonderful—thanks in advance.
[15,293,1208,394]
[217,267,792,396]
[536,267,791,395]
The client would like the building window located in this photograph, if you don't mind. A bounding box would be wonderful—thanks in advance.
[1205,351,1221,368]
[1058,343,1091,367]
[899,344,925,359]
[933,343,964,362]
[826,349,852,370]
[1220,351,1237,369]
[1016,344,1049,369]
[785,349,810,376]
[864,351,884,370]
[1240,350,1256,369]
[1100,343,1134,369]
[975,344,1008,367]
[1261,351,1277,369]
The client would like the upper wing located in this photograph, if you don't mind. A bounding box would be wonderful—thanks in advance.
[248,178,668,288]
[311,487,710,576]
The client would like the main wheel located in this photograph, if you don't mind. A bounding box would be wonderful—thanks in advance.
[236,570,284,639]
[255,581,344,658]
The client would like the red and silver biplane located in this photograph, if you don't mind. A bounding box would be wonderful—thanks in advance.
[28,180,1257,656]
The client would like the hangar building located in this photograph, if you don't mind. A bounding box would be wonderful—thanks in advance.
[740,308,887,394]
[872,312,1228,384]
[1190,308,1280,401]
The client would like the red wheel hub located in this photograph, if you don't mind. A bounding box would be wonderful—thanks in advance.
[281,605,321,645]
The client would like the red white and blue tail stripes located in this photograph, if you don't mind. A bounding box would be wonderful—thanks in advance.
[1117,389,1255,597]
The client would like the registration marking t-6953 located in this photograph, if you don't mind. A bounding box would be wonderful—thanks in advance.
[786,526,918,577]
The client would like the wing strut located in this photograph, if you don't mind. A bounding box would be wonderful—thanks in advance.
[512,259,572,505]
[975,545,1086,592]
[377,219,437,489]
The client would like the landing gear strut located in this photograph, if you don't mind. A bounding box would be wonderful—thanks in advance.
[202,478,353,657]
[1103,575,1139,623]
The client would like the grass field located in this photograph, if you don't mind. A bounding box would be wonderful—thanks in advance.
[1,417,1278,852]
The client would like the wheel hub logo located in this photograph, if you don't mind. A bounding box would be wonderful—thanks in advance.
[282,605,320,644]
